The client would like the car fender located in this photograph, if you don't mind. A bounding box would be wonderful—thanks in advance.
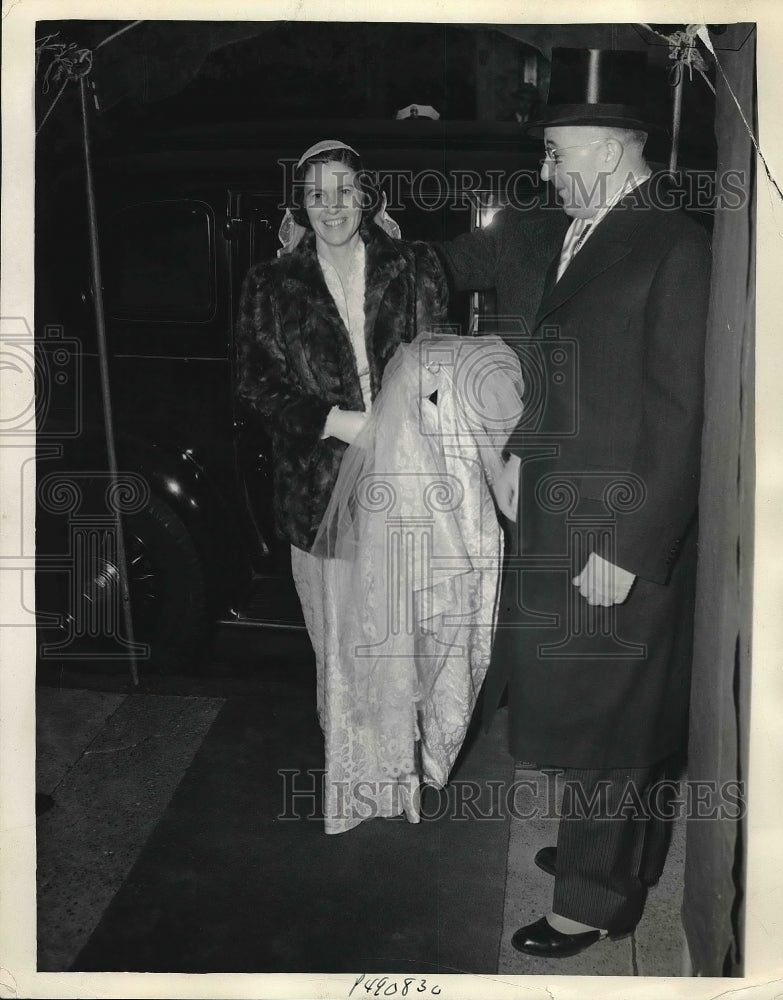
[41,422,252,612]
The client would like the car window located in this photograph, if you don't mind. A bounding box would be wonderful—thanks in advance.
[104,201,215,323]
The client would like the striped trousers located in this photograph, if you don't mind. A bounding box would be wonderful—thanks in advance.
[552,757,681,930]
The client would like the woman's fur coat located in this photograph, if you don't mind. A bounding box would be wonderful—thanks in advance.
[236,219,448,551]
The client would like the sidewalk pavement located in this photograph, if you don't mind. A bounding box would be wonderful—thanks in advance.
[35,678,687,977]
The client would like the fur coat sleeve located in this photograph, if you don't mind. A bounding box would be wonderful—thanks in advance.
[235,262,332,461]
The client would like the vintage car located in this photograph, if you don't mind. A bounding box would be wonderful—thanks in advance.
[34,118,545,672]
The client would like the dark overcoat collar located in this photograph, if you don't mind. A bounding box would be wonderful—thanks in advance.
[535,180,653,327]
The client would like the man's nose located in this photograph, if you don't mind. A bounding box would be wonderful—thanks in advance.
[540,160,553,183]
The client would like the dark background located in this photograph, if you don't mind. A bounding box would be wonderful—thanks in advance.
[36,21,717,169]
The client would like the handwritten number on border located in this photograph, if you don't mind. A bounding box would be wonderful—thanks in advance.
[349,974,442,997]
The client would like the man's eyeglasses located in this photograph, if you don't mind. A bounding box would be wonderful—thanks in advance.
[539,138,607,168]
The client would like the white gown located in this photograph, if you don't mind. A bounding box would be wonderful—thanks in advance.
[295,333,523,834]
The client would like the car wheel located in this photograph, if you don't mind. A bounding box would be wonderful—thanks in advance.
[120,493,210,674]
[38,491,210,675]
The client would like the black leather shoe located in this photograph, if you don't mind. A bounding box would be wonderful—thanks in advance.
[511,916,634,958]
[534,845,557,876]
[511,916,601,957]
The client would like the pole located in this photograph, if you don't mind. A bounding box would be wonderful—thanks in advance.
[587,49,601,103]
[669,66,685,172]
[79,76,140,685]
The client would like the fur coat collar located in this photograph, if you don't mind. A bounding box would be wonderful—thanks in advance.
[272,219,417,405]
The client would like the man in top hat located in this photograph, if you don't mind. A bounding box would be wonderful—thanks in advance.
[435,49,712,957]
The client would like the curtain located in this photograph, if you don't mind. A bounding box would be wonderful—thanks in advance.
[682,22,756,977]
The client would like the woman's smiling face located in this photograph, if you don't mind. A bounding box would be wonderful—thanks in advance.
[304,160,364,250]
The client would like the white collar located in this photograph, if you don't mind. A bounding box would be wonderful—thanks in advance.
[317,236,365,277]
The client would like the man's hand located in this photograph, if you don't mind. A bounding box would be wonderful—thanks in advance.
[572,552,636,606]
[493,454,521,521]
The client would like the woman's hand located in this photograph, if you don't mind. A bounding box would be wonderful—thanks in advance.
[323,407,369,446]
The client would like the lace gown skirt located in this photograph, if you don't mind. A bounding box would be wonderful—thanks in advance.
[291,544,422,835]
[291,483,502,836]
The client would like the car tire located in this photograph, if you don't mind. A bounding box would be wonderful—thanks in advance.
[124,492,210,675]
[37,489,211,676]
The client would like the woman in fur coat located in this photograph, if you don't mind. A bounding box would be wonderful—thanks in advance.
[235,141,450,832]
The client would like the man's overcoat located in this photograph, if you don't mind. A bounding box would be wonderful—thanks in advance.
[480,184,712,769]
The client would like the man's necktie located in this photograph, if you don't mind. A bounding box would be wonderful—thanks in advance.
[556,220,592,282]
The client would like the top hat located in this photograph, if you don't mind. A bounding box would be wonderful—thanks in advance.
[525,48,668,137]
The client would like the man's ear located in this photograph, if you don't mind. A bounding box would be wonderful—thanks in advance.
[604,138,625,173]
